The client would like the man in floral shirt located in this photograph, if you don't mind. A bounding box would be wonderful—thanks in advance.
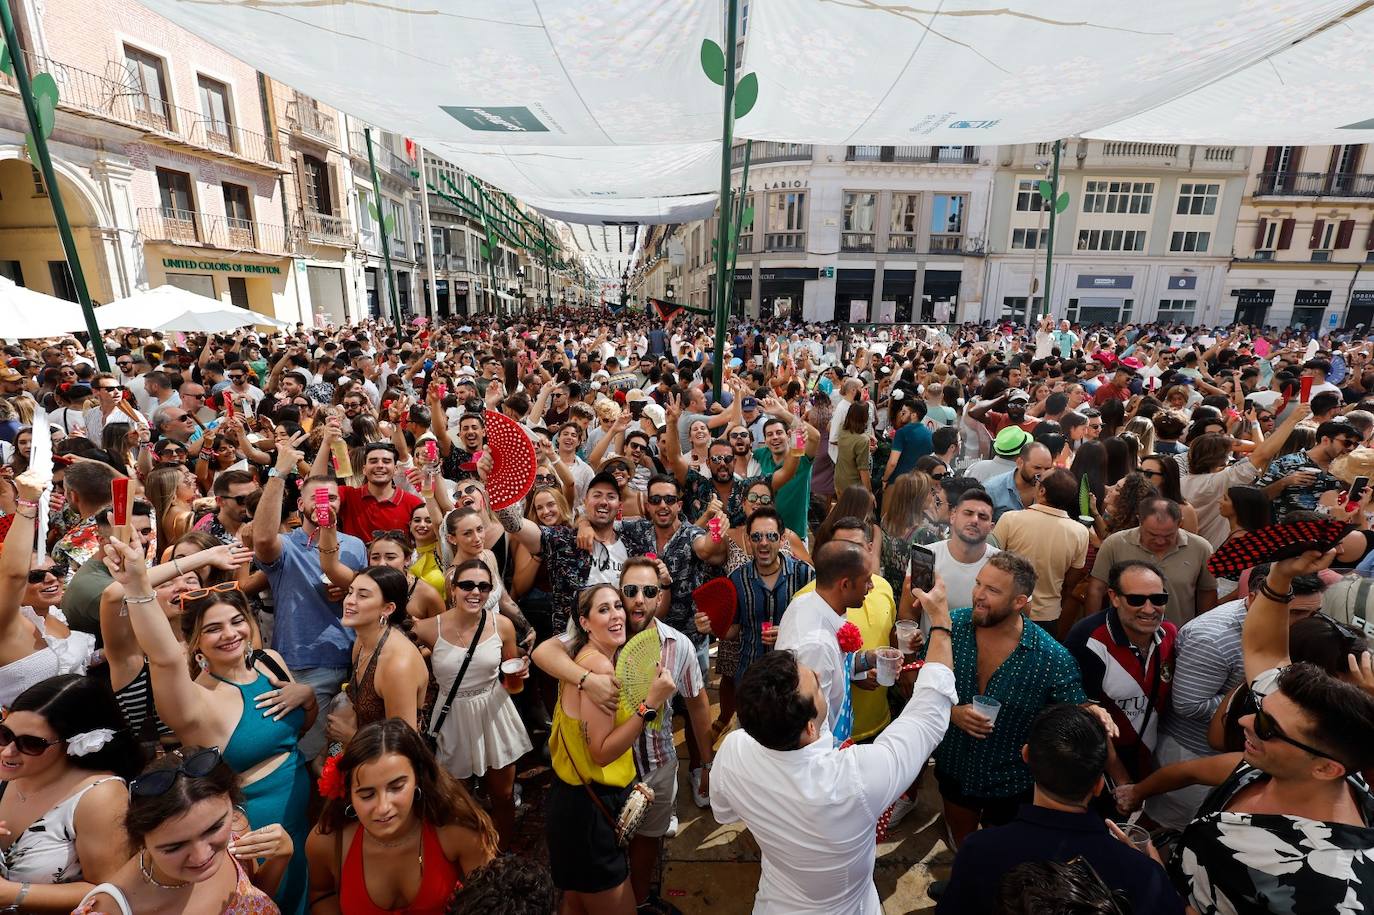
[1254,419,1360,522]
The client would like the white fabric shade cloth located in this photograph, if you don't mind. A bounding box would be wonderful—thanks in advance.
[95,285,291,332]
[131,0,1374,224]
[0,276,91,339]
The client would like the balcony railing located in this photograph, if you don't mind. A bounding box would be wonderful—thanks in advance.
[731,142,812,167]
[888,234,917,251]
[1101,142,1179,159]
[301,210,352,246]
[0,49,279,166]
[928,234,965,253]
[1202,146,1237,163]
[840,233,874,252]
[139,207,287,255]
[348,129,418,184]
[765,232,806,252]
[1256,171,1374,198]
[844,145,979,164]
[286,95,337,145]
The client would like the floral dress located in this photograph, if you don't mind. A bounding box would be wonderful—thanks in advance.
[1169,761,1374,914]
[73,846,279,914]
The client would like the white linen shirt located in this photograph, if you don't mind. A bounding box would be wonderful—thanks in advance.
[711,663,956,914]
[775,591,847,735]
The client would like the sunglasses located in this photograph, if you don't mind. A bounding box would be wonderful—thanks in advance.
[26,565,68,584]
[1121,592,1169,608]
[728,431,751,439]
[177,581,240,605]
[1253,692,1345,766]
[621,584,660,599]
[460,485,483,498]
[708,455,733,465]
[534,474,558,487]
[0,721,61,756]
[97,385,123,393]
[223,494,251,506]
[130,747,222,797]
[454,579,494,593]
[116,361,134,369]
[928,471,947,479]
[627,443,646,452]
[749,531,781,543]
[745,493,772,504]
[228,375,246,382]
[370,529,408,542]
[646,494,679,506]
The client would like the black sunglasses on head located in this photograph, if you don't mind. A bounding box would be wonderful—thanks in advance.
[0,720,61,756]
[26,565,68,584]
[130,747,223,797]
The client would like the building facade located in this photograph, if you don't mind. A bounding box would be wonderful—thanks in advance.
[983,141,1249,328]
[1222,144,1374,332]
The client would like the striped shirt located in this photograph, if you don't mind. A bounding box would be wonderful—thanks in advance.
[730,555,815,684]
[113,663,174,742]
[1162,598,1247,757]
[631,621,704,775]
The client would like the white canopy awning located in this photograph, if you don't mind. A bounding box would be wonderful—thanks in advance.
[131,0,1374,222]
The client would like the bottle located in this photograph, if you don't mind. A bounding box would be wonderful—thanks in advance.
[325,683,350,759]
[330,438,353,478]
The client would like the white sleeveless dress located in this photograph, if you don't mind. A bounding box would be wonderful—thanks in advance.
[426,628,532,779]
[0,777,125,884]
[0,607,97,708]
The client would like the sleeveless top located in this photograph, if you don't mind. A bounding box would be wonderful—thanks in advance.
[410,544,446,598]
[349,628,393,730]
[0,607,97,707]
[113,661,175,743]
[340,821,460,915]
[0,776,125,883]
[211,672,306,774]
[549,656,635,789]
[73,845,279,915]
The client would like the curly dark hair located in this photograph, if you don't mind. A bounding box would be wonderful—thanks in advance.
[1106,473,1159,534]
[444,855,557,914]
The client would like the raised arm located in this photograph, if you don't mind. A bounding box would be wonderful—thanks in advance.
[660,393,690,485]
[1244,550,1335,682]
[0,474,44,628]
[254,434,305,566]
[316,510,357,587]
[1248,401,1311,468]
[587,413,629,468]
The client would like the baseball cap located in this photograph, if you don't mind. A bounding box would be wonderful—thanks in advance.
[741,396,759,412]
[642,402,666,430]
[0,366,21,382]
[993,426,1031,457]
[1007,390,1030,405]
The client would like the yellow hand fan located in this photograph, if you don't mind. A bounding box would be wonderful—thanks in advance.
[615,626,668,731]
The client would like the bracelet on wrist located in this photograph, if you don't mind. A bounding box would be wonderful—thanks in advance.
[928,624,953,638]
[15,498,38,509]
[124,593,157,605]
[577,671,591,691]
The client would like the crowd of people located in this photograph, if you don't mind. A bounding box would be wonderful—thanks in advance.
[0,308,1371,914]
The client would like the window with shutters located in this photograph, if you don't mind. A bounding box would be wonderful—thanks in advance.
[302,155,333,215]
[1334,145,1362,175]
[1336,219,1356,250]
[197,76,234,152]
[125,46,172,130]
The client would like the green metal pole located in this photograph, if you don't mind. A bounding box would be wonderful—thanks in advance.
[0,5,108,370]
[711,0,740,403]
[1041,139,1062,322]
[540,221,554,312]
[364,127,401,329]
[727,139,753,280]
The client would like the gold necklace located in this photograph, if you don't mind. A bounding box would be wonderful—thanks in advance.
[139,849,190,889]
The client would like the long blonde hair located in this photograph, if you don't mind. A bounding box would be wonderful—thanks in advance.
[144,465,187,558]
[880,471,932,537]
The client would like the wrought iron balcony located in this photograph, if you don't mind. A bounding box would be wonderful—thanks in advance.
[1256,171,1374,198]
[300,210,352,246]
[731,142,813,167]
[845,145,979,164]
[286,95,337,145]
[139,207,288,255]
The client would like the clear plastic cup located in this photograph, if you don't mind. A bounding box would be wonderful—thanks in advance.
[1118,822,1152,853]
[894,620,921,654]
[972,694,1001,727]
[875,648,903,686]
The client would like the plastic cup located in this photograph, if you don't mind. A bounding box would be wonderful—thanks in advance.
[972,694,1002,727]
[500,658,528,694]
[875,648,903,686]
[1118,822,1152,853]
[894,620,921,654]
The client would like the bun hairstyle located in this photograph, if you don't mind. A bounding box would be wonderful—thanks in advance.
[124,746,240,848]
[358,564,411,628]
[9,675,145,779]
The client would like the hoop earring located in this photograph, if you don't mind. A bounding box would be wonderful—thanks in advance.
[195,653,209,672]
[414,787,422,801]
[243,643,253,668]
[344,804,355,818]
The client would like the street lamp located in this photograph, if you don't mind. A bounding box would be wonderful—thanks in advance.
[666,285,676,301]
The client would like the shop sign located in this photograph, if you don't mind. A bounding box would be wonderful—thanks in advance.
[162,257,281,275]
[759,268,818,282]
[1167,276,1197,290]
[1294,289,1331,308]
[1350,290,1374,307]
[1075,274,1133,289]
[1231,288,1274,306]
[455,281,469,293]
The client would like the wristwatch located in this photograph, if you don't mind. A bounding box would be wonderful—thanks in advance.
[635,702,658,723]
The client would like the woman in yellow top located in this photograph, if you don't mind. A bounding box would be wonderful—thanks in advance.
[546,584,674,914]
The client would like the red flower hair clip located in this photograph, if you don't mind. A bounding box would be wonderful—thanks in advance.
[836,621,863,654]
[317,752,345,800]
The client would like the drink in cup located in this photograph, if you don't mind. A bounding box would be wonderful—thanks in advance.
[972,694,1002,727]
[500,657,528,694]
[330,438,353,478]
[875,647,903,686]
[894,620,921,654]
[1118,822,1152,853]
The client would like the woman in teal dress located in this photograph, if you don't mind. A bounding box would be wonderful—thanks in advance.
[105,532,317,915]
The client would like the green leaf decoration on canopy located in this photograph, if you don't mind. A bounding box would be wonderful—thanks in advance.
[31,71,58,139]
[734,72,759,119]
[700,38,726,86]
[367,200,380,222]
[24,132,40,167]
[0,44,12,77]
[382,213,396,235]
[1055,191,1070,214]
[1037,179,1053,200]
[739,205,755,229]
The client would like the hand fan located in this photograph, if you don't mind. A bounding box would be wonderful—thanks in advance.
[615,626,668,731]
[693,576,737,637]
[476,410,538,510]
[1207,519,1353,579]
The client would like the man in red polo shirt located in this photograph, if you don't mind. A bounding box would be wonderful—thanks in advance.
[315,428,422,543]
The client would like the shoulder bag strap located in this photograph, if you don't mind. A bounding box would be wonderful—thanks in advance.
[555,722,620,833]
[250,649,290,683]
[427,609,486,741]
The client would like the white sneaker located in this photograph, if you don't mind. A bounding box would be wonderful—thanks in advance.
[886,794,917,830]
[690,767,710,808]
[665,814,680,838]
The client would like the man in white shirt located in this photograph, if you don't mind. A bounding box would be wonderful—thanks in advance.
[775,540,876,743]
[712,576,956,915]
[929,488,1000,611]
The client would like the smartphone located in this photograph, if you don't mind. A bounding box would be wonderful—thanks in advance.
[1348,476,1370,506]
[313,486,332,528]
[909,545,936,593]
[1300,375,1314,403]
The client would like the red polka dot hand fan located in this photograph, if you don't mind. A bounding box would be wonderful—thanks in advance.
[477,410,538,511]
[693,576,737,638]
[1207,519,1353,579]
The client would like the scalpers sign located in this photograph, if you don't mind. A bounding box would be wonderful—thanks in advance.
[163,258,281,275]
